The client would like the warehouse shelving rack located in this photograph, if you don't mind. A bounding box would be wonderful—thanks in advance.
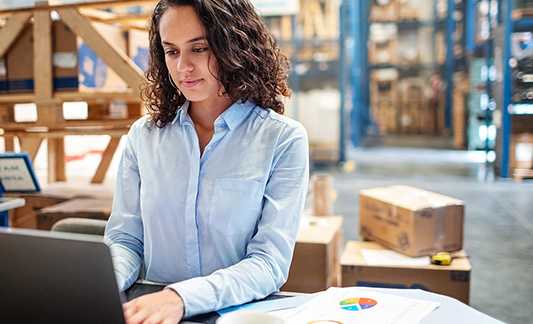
[349,0,463,147]
[484,0,533,178]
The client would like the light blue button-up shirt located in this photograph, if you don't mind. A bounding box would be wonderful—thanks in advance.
[104,100,309,317]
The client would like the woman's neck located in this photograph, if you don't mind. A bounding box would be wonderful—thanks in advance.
[188,96,234,129]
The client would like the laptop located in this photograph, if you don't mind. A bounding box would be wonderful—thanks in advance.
[0,227,126,324]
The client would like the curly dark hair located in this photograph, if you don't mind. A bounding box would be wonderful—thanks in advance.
[142,0,292,127]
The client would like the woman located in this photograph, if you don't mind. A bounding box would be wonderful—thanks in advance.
[104,0,309,323]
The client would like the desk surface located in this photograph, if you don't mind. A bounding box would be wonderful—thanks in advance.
[124,284,504,324]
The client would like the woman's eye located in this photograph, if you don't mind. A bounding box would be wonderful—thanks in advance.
[165,50,178,55]
[193,47,208,53]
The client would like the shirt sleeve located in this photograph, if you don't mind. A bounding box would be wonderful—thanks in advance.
[104,122,144,291]
[168,122,309,317]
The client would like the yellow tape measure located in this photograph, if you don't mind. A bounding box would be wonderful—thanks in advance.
[430,252,453,265]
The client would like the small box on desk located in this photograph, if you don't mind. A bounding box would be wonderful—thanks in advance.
[359,185,464,257]
[282,215,343,293]
[341,241,471,304]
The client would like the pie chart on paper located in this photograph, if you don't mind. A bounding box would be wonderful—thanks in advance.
[339,297,378,311]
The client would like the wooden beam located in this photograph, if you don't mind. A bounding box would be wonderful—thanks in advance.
[1,118,138,131]
[0,11,32,58]
[55,90,140,103]
[47,137,66,182]
[0,0,156,14]
[18,136,44,161]
[56,7,146,96]
[3,135,15,152]
[33,8,54,100]
[91,136,121,184]
[4,128,129,138]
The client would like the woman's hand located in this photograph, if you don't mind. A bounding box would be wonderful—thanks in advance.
[123,289,185,324]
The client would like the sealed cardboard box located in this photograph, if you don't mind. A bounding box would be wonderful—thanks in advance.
[0,57,7,93]
[282,215,343,293]
[128,29,150,72]
[341,241,471,304]
[359,185,464,257]
[7,21,127,93]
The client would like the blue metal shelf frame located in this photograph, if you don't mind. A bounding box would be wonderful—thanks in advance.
[339,1,348,162]
[501,0,513,177]
[349,0,370,147]
[444,0,457,129]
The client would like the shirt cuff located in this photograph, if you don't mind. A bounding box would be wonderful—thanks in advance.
[166,276,216,318]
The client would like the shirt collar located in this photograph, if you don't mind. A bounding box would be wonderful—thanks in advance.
[172,100,255,130]
[172,101,191,126]
[216,100,255,131]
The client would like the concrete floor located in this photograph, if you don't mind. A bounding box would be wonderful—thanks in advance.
[316,147,533,324]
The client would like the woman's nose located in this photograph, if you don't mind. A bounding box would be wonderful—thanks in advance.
[177,53,193,72]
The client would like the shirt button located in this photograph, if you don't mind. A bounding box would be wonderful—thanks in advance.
[207,146,213,151]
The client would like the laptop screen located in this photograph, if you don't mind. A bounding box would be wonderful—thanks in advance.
[0,228,126,324]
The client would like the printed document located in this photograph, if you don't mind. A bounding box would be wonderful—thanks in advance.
[274,287,439,324]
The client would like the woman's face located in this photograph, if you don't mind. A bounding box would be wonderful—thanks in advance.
[159,5,223,105]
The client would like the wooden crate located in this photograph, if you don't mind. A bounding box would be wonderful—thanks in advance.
[370,0,398,21]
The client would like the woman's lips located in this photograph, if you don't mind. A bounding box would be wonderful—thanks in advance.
[181,78,202,88]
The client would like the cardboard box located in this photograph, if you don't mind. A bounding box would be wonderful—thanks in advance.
[282,215,343,293]
[359,185,464,257]
[128,29,150,72]
[341,241,471,304]
[6,24,33,92]
[0,57,7,93]
[6,21,128,93]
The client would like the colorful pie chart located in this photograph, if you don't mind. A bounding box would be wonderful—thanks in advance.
[339,297,378,311]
